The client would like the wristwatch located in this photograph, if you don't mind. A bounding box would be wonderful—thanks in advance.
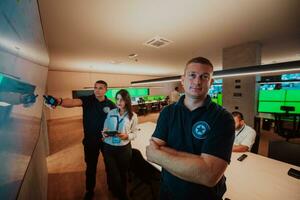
[58,98,63,106]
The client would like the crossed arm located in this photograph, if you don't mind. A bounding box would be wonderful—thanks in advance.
[146,137,228,187]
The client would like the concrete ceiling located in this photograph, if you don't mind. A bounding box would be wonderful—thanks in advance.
[38,0,300,76]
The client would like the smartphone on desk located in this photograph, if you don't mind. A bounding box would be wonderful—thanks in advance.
[237,154,248,161]
[288,168,300,179]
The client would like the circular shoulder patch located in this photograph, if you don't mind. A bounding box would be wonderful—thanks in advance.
[192,121,210,139]
[103,106,111,113]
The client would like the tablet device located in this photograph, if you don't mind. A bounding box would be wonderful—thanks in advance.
[104,130,118,136]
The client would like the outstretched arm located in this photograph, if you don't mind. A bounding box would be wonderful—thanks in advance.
[49,97,82,108]
[58,98,83,108]
[146,137,228,187]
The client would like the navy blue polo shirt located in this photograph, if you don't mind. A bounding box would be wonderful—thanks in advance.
[152,95,235,200]
[79,95,116,139]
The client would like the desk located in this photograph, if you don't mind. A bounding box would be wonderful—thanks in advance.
[254,113,275,133]
[132,122,161,170]
[132,122,300,200]
[132,100,165,114]
[225,153,300,200]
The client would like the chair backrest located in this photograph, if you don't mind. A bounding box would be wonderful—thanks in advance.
[268,140,300,167]
[130,149,160,181]
[274,113,300,140]
[250,134,260,154]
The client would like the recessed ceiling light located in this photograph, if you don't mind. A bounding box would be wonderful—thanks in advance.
[110,60,123,64]
[128,53,138,58]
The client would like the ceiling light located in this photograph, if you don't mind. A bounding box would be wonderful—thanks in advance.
[128,53,138,58]
[131,60,300,85]
[110,60,123,64]
[0,102,11,107]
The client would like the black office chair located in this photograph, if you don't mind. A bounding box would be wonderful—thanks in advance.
[129,149,160,200]
[274,106,300,141]
[137,98,148,116]
[150,102,160,112]
[250,134,260,154]
[268,140,300,167]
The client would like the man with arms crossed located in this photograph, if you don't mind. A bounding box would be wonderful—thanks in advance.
[49,80,115,199]
[146,57,235,200]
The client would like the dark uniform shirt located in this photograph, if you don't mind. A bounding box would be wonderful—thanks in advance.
[153,95,235,200]
[79,94,116,139]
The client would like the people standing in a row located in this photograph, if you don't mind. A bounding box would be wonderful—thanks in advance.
[102,89,138,200]
[48,80,116,200]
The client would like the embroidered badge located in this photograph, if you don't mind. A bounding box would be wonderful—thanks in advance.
[192,121,210,139]
[103,106,111,113]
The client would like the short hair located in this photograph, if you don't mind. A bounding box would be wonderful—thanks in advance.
[186,56,213,69]
[95,80,108,88]
[232,111,244,120]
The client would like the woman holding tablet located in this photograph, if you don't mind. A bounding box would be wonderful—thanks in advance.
[102,89,138,200]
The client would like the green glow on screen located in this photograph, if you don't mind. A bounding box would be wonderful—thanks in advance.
[211,94,222,106]
[258,89,300,114]
[284,102,300,114]
[144,95,165,101]
[286,90,300,101]
[217,94,222,106]
[259,90,286,101]
[258,102,285,113]
[211,98,217,104]
[106,88,149,99]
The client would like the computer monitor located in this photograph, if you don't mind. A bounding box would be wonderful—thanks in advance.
[258,73,300,114]
[209,79,222,106]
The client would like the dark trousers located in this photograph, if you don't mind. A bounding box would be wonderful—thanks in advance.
[83,138,102,192]
[103,142,132,200]
[159,182,174,200]
[159,177,226,200]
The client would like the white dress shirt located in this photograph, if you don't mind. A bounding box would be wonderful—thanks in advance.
[103,108,138,146]
[234,124,256,151]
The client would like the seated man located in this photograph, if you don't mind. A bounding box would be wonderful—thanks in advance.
[232,111,256,152]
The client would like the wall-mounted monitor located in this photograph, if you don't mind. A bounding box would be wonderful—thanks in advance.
[258,73,300,114]
[209,78,222,106]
